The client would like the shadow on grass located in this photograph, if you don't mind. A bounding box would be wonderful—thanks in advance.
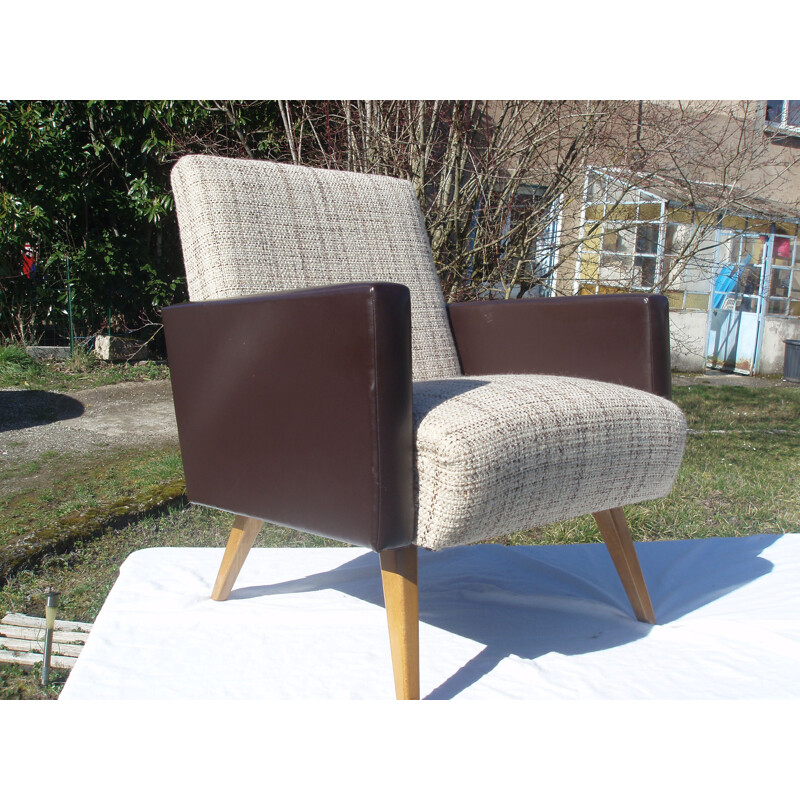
[0,390,84,433]
[229,535,776,699]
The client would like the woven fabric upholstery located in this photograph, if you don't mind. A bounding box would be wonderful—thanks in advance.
[171,155,462,382]
[412,375,687,550]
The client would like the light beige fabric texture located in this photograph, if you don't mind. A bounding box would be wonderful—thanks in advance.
[171,155,687,551]
[171,155,461,382]
[412,375,686,549]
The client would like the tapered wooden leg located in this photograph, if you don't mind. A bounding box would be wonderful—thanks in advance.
[211,515,264,601]
[379,545,420,700]
[593,507,656,625]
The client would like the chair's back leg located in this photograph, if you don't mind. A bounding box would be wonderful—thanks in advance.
[379,545,420,700]
[211,515,264,601]
[592,507,656,625]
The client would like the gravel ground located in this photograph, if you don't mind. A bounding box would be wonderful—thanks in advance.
[671,371,789,388]
[0,380,178,462]
[0,380,179,497]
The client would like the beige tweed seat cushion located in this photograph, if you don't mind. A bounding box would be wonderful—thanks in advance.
[412,374,687,550]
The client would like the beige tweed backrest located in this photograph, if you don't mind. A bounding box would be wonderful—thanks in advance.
[170,155,462,382]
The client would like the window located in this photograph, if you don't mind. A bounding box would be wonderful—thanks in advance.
[766,236,800,316]
[470,184,561,299]
[765,100,800,134]
[712,232,765,313]
[506,187,561,297]
[578,170,666,293]
[576,168,800,317]
[635,224,659,286]
[714,231,800,316]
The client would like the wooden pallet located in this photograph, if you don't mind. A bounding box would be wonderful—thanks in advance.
[0,613,93,670]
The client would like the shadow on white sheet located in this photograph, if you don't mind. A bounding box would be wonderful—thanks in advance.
[59,534,800,700]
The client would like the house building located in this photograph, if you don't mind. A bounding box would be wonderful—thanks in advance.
[530,101,800,375]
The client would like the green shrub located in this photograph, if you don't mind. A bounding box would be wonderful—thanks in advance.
[0,344,42,383]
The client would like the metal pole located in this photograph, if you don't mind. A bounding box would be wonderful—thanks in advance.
[41,588,60,686]
[752,229,774,376]
[66,258,75,358]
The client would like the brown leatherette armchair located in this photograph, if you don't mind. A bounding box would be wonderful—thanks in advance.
[163,155,687,699]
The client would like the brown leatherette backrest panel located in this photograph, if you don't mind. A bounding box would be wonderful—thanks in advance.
[446,294,672,399]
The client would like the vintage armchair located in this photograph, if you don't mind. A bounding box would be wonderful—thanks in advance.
[162,155,687,699]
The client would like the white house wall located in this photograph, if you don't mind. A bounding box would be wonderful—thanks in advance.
[760,316,800,374]
[668,309,800,375]
[669,310,709,372]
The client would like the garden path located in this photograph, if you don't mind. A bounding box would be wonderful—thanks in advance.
[0,380,178,495]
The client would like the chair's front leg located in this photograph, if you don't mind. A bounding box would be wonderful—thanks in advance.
[593,507,656,625]
[211,515,264,601]
[379,545,420,700]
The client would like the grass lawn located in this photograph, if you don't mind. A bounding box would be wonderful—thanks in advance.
[0,505,328,698]
[0,446,184,549]
[0,343,169,392]
[1,376,798,697]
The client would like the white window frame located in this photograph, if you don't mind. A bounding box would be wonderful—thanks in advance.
[482,184,562,299]
[574,168,800,318]
[575,168,667,294]
[764,100,800,136]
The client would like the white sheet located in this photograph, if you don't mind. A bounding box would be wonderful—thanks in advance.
[60,534,800,700]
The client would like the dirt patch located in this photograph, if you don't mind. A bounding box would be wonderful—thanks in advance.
[672,370,789,388]
[0,380,178,496]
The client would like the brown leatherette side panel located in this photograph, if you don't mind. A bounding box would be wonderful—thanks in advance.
[162,282,414,551]
[446,294,672,399]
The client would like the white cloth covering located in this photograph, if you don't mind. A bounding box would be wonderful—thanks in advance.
[60,534,800,700]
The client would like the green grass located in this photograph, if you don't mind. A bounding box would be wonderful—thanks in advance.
[0,504,337,698]
[1,378,798,698]
[0,446,185,548]
[0,343,169,392]
[1,504,340,624]
[676,382,800,432]
[0,663,67,699]
[0,451,61,481]
[0,345,43,384]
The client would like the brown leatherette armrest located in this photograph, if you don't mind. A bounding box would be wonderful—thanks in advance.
[162,282,414,551]
[447,294,672,399]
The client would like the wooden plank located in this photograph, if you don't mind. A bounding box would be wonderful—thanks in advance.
[0,650,77,669]
[0,614,89,673]
[0,625,90,644]
[0,637,84,658]
[0,613,93,632]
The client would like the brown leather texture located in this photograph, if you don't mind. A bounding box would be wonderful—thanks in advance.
[163,282,414,551]
[446,294,673,399]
